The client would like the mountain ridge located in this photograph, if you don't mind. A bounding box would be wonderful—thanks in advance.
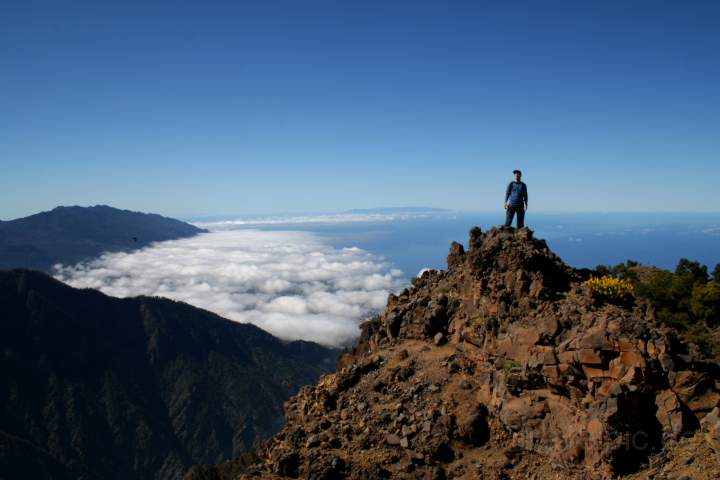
[188,226,720,480]
[0,269,339,480]
[0,205,205,271]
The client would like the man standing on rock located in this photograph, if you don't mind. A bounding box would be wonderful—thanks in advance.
[504,169,528,228]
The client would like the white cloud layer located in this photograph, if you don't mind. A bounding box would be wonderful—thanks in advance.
[193,212,435,229]
[54,230,406,346]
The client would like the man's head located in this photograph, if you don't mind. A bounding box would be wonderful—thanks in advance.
[513,169,522,182]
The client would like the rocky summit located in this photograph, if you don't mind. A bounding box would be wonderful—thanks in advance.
[189,227,720,480]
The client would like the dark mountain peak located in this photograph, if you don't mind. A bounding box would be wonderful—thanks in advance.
[0,205,205,271]
[45,204,123,218]
[200,227,720,480]
[51,204,108,212]
[42,204,195,223]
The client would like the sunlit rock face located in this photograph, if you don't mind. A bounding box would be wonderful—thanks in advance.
[190,226,720,480]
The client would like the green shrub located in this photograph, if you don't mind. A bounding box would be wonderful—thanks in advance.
[594,259,719,359]
[691,281,720,327]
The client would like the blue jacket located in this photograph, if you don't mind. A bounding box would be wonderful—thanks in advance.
[505,181,528,206]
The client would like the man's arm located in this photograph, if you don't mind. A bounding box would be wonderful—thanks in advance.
[504,182,511,208]
[523,183,528,209]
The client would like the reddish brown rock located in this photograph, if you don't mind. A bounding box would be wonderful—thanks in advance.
[578,348,604,366]
[655,389,690,440]
[671,370,720,414]
[190,227,720,480]
[701,407,720,442]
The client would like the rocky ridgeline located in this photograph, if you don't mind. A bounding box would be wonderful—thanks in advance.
[189,227,720,480]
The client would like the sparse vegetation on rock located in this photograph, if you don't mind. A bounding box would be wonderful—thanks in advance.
[188,226,720,480]
[585,276,634,303]
[596,258,720,358]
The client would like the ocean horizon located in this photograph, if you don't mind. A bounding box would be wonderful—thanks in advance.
[189,210,720,278]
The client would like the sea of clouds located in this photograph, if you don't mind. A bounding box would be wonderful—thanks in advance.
[54,228,406,346]
[192,211,438,229]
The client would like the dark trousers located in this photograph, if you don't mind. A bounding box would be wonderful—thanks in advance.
[505,205,525,228]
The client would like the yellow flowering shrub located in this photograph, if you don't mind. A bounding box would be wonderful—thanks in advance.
[585,276,634,301]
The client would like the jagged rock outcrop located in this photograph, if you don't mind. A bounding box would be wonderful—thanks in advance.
[188,227,720,480]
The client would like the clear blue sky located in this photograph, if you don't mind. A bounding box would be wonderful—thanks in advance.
[2,0,718,220]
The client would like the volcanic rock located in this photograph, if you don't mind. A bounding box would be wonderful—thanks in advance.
[187,227,720,480]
